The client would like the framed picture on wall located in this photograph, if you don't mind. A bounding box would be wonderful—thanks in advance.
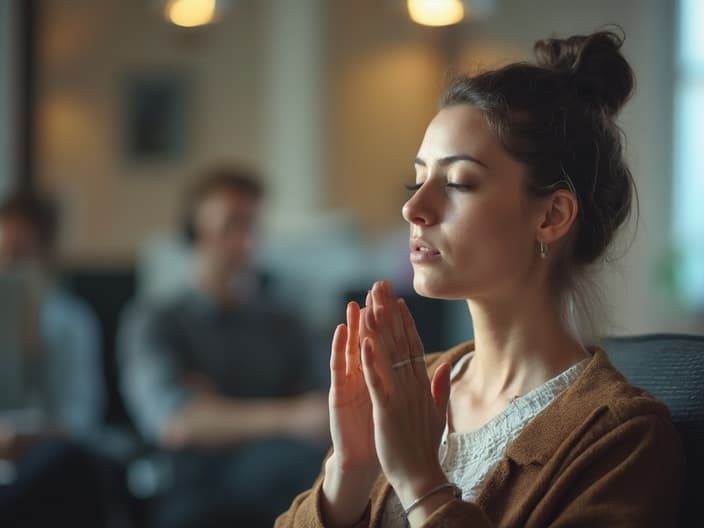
[123,73,190,161]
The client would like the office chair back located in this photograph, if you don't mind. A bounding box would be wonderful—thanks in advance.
[603,333,704,528]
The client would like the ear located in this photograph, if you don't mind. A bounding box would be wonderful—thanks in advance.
[535,189,578,245]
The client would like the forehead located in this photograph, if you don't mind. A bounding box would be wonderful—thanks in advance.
[418,104,500,161]
[199,187,258,209]
[195,188,259,225]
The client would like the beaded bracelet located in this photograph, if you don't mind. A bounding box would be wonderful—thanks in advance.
[400,482,462,518]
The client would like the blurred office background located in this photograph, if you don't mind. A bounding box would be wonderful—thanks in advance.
[3,0,704,335]
[1,0,703,525]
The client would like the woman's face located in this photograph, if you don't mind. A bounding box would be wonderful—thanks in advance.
[402,104,544,301]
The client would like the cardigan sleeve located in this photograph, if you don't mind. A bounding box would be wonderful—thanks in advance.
[274,479,328,528]
[274,461,372,528]
[420,411,684,528]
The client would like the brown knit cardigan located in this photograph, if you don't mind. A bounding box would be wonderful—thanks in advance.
[276,341,685,527]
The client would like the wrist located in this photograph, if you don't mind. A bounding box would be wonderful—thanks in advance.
[404,484,460,527]
[324,454,379,492]
[392,464,448,509]
[321,456,377,527]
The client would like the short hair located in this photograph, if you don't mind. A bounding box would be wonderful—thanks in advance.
[182,165,264,243]
[0,190,59,248]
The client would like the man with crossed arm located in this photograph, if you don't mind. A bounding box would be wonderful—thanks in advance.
[118,166,328,528]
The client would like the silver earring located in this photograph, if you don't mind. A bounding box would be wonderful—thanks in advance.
[539,240,548,259]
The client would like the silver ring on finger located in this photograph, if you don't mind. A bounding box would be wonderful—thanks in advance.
[391,356,425,369]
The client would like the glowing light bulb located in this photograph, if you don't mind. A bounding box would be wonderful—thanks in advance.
[165,0,217,28]
[407,0,465,27]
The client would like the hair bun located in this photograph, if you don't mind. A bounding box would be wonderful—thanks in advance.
[534,29,634,117]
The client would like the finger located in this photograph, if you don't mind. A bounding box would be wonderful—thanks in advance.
[398,298,428,382]
[345,302,361,375]
[363,290,373,331]
[371,282,406,362]
[359,307,373,356]
[371,281,384,328]
[362,303,390,381]
[383,281,409,358]
[368,305,397,373]
[330,324,347,388]
[364,301,376,332]
[361,337,388,408]
[398,298,424,354]
[431,362,452,420]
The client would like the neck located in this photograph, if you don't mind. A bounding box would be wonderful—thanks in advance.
[463,288,589,403]
[195,256,236,307]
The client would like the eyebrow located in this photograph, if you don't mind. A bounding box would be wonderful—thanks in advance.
[414,154,489,170]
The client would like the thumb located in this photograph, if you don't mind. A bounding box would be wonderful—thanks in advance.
[430,362,452,419]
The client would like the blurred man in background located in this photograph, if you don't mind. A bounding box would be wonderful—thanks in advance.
[118,166,328,528]
[0,191,107,526]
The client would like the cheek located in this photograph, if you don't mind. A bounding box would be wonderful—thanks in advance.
[449,197,533,265]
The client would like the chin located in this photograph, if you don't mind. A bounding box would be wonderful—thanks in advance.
[412,273,456,300]
[412,266,479,300]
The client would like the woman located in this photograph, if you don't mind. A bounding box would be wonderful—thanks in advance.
[277,30,684,527]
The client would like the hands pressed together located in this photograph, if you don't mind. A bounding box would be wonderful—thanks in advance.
[322,280,454,527]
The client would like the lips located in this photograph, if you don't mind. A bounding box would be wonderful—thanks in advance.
[409,238,440,254]
[409,238,441,263]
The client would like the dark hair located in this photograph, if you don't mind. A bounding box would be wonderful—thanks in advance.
[442,29,635,268]
[0,190,59,248]
[440,29,636,338]
[183,165,264,243]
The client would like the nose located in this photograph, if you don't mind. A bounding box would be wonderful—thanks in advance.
[402,181,440,227]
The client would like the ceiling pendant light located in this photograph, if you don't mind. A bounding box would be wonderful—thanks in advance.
[164,0,217,28]
[407,0,465,27]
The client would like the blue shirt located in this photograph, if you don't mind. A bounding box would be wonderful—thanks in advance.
[41,288,105,434]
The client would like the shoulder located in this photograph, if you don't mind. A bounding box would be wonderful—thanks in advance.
[45,287,91,315]
[509,347,681,466]
[565,348,672,424]
[43,288,99,330]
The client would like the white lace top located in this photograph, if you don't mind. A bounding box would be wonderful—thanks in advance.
[380,351,590,527]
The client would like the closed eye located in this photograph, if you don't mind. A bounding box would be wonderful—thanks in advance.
[405,182,476,192]
[446,183,476,191]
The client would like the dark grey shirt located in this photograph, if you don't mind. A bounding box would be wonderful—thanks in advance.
[118,289,321,442]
